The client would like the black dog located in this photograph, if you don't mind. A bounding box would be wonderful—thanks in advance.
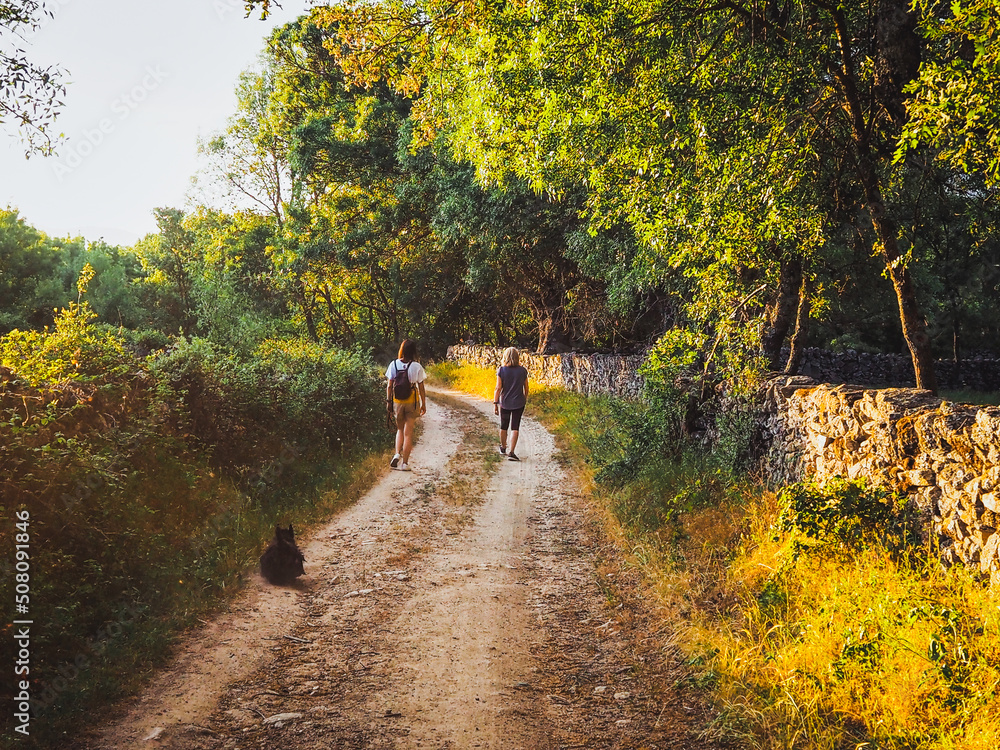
[260,524,305,584]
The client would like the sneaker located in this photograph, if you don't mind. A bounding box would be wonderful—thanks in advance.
[507,452,520,461]
[390,453,401,468]
[498,445,507,456]
[399,463,411,471]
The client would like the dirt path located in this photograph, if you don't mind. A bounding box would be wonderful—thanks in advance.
[81,388,717,750]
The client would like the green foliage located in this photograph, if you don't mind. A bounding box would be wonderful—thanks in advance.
[0,209,155,333]
[775,478,921,559]
[901,0,1000,185]
[320,0,1000,385]
[253,337,384,450]
[186,15,650,355]
[0,301,133,384]
[0,306,386,745]
[146,335,383,475]
[115,326,171,355]
[0,209,72,331]
[640,328,706,437]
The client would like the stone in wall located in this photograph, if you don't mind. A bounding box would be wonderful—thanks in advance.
[761,374,1000,582]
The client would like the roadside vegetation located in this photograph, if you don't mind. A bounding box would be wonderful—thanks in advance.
[433,362,1000,750]
[0,288,387,747]
[940,389,1000,407]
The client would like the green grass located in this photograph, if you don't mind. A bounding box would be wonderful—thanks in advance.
[940,389,1000,406]
[433,361,1000,750]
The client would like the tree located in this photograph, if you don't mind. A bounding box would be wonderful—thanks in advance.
[318,0,949,389]
[0,208,61,331]
[131,208,200,335]
[194,61,300,224]
[1,0,65,154]
[207,13,641,354]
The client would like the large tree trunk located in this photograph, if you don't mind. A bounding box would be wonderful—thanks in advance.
[874,0,921,125]
[784,277,811,374]
[762,257,803,370]
[535,315,573,354]
[857,157,938,392]
[831,7,937,393]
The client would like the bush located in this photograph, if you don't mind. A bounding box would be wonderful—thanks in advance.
[775,478,921,559]
[0,317,386,747]
[115,326,171,356]
[0,302,134,385]
[254,337,384,447]
[147,337,383,473]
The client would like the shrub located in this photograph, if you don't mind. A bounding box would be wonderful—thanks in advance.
[115,326,171,356]
[0,302,134,385]
[775,478,921,559]
[254,337,384,447]
[0,318,386,747]
[147,337,383,473]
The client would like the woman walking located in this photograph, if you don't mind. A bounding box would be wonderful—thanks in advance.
[386,339,427,471]
[494,347,529,461]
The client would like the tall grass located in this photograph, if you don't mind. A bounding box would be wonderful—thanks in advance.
[430,360,498,401]
[433,361,1000,750]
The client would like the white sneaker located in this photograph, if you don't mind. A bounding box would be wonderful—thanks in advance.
[399,463,411,471]
[390,453,401,468]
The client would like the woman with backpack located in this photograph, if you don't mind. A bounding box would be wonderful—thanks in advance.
[494,347,529,461]
[386,339,427,471]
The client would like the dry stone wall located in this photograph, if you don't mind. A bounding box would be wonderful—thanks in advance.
[794,347,1000,391]
[761,375,1000,581]
[445,345,645,399]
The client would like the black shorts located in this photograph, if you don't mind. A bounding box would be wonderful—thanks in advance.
[500,407,524,431]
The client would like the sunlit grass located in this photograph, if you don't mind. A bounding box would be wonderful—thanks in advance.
[429,359,497,402]
[436,361,1000,749]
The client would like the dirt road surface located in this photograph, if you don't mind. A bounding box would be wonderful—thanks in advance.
[81,388,717,749]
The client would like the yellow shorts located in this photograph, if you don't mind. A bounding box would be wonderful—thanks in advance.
[394,396,419,423]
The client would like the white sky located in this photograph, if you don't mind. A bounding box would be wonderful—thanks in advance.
[0,0,313,246]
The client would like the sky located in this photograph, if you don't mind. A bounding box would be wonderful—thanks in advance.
[0,0,313,246]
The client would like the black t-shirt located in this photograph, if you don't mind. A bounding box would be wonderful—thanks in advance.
[497,365,528,410]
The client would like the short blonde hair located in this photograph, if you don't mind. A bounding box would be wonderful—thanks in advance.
[501,347,519,367]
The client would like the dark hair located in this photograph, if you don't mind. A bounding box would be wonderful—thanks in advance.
[398,339,417,362]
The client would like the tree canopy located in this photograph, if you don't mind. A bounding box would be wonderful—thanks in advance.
[227,0,996,390]
[6,0,1000,384]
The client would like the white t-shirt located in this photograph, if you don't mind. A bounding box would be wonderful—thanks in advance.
[385,359,427,385]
